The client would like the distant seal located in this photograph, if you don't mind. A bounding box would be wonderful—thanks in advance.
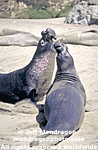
[0,28,39,46]
[57,30,98,46]
[1,28,97,46]
[30,41,86,148]
[0,28,56,104]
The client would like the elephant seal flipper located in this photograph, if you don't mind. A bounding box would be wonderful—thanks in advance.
[30,41,86,147]
[0,28,56,104]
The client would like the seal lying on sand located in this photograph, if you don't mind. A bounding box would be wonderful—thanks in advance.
[57,30,98,46]
[0,28,56,104]
[0,28,39,46]
[0,28,98,46]
[30,41,86,148]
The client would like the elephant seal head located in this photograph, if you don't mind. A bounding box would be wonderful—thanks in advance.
[54,41,74,73]
[35,28,56,56]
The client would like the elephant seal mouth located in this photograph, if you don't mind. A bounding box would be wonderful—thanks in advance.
[54,41,64,53]
[41,28,56,42]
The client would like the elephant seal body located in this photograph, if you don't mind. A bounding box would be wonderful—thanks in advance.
[1,28,98,46]
[30,42,86,148]
[57,30,98,46]
[0,28,39,46]
[45,42,86,129]
[0,28,56,104]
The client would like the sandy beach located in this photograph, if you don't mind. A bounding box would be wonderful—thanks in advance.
[0,18,98,150]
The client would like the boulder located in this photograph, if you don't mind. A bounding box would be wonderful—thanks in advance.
[65,0,98,25]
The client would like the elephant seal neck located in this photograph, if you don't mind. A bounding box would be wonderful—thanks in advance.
[26,51,53,76]
[34,51,53,76]
[54,72,79,83]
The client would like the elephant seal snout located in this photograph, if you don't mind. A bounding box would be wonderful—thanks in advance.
[0,28,56,104]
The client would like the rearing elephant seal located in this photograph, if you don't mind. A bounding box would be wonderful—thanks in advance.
[30,41,86,148]
[0,28,56,104]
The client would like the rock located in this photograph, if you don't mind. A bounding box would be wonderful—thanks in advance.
[72,0,98,6]
[65,0,98,25]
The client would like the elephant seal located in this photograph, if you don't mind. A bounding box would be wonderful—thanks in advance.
[57,30,98,46]
[0,28,39,46]
[30,41,86,148]
[0,28,56,104]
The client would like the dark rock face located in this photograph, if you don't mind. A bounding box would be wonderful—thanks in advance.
[65,0,98,25]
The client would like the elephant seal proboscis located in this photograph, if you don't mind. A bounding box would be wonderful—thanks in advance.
[0,28,56,104]
[30,41,86,148]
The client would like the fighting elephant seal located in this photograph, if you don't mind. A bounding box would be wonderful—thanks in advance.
[57,30,98,46]
[30,41,86,148]
[0,28,39,46]
[0,28,56,104]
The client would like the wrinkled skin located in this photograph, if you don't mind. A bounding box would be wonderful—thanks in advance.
[0,28,56,104]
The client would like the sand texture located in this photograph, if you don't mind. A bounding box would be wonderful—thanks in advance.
[0,18,98,150]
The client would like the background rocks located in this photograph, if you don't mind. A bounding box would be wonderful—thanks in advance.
[65,0,98,25]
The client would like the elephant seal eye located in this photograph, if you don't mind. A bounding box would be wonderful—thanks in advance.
[41,40,45,45]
